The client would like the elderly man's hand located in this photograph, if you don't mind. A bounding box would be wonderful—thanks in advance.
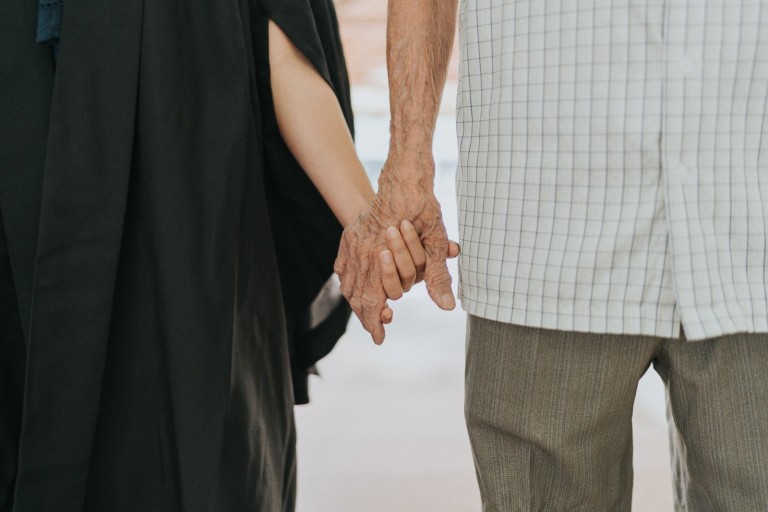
[334,157,456,344]
[380,220,461,302]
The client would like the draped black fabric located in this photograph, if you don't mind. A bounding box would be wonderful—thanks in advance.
[0,2,53,509]
[0,0,352,509]
[252,0,353,404]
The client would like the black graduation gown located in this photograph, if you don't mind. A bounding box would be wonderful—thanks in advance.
[254,0,355,406]
[0,0,351,510]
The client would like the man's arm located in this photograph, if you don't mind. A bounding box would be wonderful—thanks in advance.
[335,0,459,344]
[386,0,458,164]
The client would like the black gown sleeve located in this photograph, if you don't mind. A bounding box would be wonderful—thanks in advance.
[251,0,354,404]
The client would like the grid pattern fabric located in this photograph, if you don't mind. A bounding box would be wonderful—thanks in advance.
[455,0,768,340]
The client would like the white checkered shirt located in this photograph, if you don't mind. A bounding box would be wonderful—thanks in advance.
[456,0,768,340]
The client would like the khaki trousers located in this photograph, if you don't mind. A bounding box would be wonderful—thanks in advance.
[465,316,768,511]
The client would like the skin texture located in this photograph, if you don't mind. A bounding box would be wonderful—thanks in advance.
[334,0,460,344]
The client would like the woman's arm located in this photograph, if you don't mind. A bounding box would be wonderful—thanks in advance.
[268,20,459,328]
[269,20,405,325]
[268,20,372,229]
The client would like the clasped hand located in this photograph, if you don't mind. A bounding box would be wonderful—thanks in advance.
[334,162,459,344]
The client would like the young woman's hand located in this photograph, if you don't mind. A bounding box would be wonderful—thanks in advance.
[380,219,460,305]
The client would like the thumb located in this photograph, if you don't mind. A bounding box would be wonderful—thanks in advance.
[447,240,460,259]
[423,248,455,311]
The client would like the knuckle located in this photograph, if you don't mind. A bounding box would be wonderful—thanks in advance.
[360,294,383,309]
[425,268,452,288]
[340,279,354,295]
[425,241,449,259]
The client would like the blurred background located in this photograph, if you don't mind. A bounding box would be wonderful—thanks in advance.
[295,1,675,510]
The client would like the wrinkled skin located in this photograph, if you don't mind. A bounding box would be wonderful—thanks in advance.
[335,157,455,344]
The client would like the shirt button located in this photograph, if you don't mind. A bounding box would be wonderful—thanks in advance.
[679,56,695,74]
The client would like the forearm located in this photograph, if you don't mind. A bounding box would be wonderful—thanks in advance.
[386,0,458,181]
[334,2,459,342]
[268,21,374,228]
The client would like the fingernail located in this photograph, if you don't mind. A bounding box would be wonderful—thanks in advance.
[381,251,392,263]
[387,226,398,238]
[442,293,456,308]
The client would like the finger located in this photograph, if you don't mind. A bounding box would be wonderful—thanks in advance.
[339,259,357,300]
[448,240,461,259]
[363,295,387,344]
[385,227,418,291]
[333,236,348,277]
[354,259,388,345]
[424,259,456,311]
[380,306,393,324]
[422,232,456,311]
[380,250,404,300]
[400,220,428,283]
[372,324,385,344]
[365,290,388,346]
[336,238,357,300]
[350,290,387,344]
[333,255,346,279]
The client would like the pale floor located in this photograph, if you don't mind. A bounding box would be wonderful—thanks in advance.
[295,310,674,512]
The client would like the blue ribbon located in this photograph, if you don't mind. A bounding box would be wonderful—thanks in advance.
[37,0,63,58]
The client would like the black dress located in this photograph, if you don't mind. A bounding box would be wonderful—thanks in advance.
[0,0,352,510]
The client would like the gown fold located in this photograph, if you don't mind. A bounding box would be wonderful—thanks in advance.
[0,0,353,509]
